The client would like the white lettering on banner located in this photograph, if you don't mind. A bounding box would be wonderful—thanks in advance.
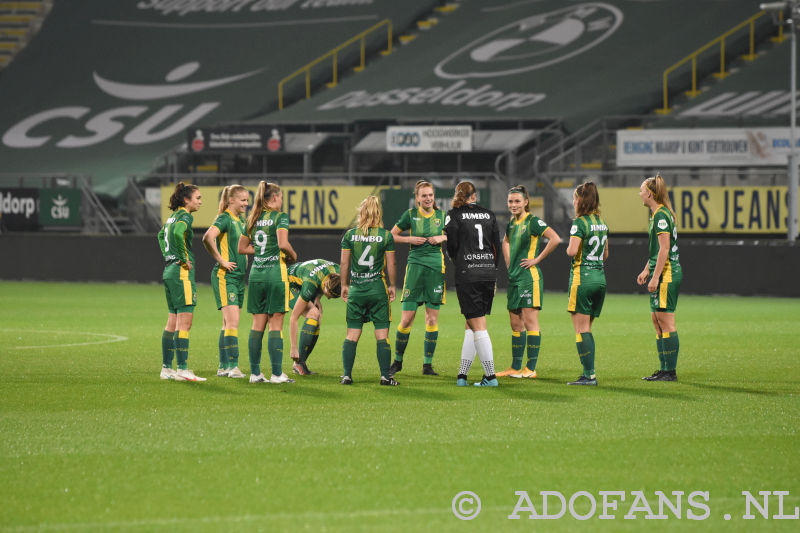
[51,195,70,219]
[616,128,799,167]
[0,192,36,218]
[1,61,258,149]
[135,0,373,16]
[318,81,545,113]
[387,125,472,152]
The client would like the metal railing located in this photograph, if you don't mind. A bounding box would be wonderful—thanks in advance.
[278,19,392,110]
[656,10,773,114]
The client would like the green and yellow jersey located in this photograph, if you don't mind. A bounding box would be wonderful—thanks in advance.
[506,213,549,284]
[248,209,290,283]
[648,205,681,278]
[158,207,194,281]
[394,207,445,273]
[211,209,247,280]
[569,214,608,274]
[341,227,395,288]
[288,259,340,302]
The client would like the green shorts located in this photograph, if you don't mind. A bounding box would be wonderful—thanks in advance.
[401,263,445,309]
[507,274,543,311]
[211,271,245,310]
[346,283,391,329]
[650,268,682,313]
[163,278,196,314]
[567,268,606,317]
[247,279,290,315]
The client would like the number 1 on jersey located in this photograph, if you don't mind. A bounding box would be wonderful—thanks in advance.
[474,224,484,250]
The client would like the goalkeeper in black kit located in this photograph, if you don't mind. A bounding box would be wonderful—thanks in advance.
[444,181,503,387]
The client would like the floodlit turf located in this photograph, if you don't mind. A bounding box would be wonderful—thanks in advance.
[0,281,798,532]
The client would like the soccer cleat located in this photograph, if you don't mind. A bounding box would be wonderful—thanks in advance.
[380,376,399,386]
[643,370,663,380]
[249,373,269,383]
[567,375,597,386]
[292,362,314,376]
[474,376,499,387]
[388,360,403,376]
[160,367,177,380]
[270,373,296,384]
[227,367,246,379]
[651,370,677,382]
[457,377,468,387]
[340,376,353,385]
[216,368,229,377]
[422,364,439,376]
[495,367,520,377]
[175,369,207,382]
[510,368,537,379]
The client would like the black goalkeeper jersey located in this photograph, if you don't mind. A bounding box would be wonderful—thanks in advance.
[445,203,501,282]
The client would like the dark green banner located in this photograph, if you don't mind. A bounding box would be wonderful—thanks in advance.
[39,189,82,227]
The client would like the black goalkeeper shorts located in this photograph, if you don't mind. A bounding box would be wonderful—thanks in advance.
[456,280,495,319]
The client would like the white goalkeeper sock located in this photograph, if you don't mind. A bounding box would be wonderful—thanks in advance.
[474,330,496,377]
[458,329,476,376]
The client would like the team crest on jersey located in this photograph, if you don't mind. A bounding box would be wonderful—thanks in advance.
[403,289,410,298]
[228,292,237,303]
[434,219,441,226]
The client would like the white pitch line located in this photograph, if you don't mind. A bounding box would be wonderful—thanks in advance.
[0,506,461,532]
[0,329,128,350]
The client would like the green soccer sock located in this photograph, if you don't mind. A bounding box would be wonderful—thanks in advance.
[176,331,190,370]
[657,334,666,371]
[377,339,392,377]
[248,330,264,376]
[298,318,318,363]
[511,330,526,370]
[423,325,438,365]
[218,330,228,370]
[224,329,239,368]
[161,330,176,368]
[576,332,595,378]
[342,339,358,378]
[394,326,411,362]
[526,330,541,371]
[267,330,283,376]
[663,331,679,371]
[307,324,320,358]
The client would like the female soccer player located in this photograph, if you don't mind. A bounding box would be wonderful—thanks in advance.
[566,182,608,386]
[238,181,297,384]
[444,181,502,387]
[637,174,682,382]
[389,180,447,377]
[498,185,562,379]
[287,258,341,376]
[339,195,397,386]
[158,182,205,382]
[202,185,249,379]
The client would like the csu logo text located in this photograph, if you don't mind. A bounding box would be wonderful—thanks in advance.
[2,61,262,149]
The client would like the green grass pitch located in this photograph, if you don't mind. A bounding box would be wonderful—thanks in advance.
[0,281,798,532]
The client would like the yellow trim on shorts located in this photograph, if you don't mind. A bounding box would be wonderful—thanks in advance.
[179,263,192,305]
[568,265,580,312]
[280,258,290,312]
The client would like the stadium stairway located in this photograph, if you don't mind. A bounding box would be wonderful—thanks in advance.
[0,1,50,69]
